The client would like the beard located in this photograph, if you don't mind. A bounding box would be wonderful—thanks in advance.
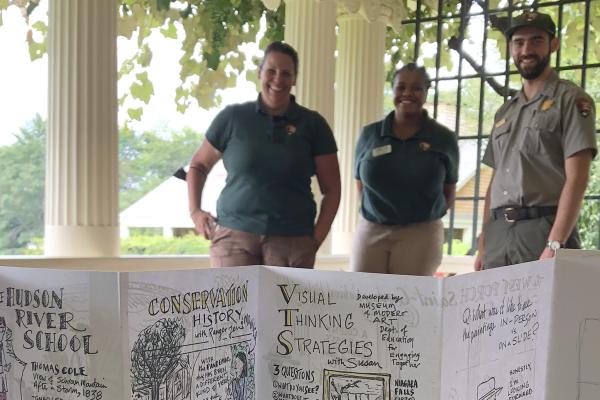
[515,52,551,80]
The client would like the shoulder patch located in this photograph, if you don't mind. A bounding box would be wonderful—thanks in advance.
[576,97,593,118]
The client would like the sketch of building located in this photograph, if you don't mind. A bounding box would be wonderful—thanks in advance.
[476,377,502,400]
[323,370,390,400]
[166,356,192,400]
[577,318,600,400]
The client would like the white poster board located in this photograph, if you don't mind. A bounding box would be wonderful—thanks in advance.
[545,250,600,400]
[440,260,554,400]
[0,267,122,400]
[1,250,599,400]
[256,267,442,400]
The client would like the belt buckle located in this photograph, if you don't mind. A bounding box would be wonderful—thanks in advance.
[503,207,516,223]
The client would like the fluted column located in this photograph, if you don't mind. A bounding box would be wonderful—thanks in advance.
[45,0,119,256]
[331,3,388,254]
[283,0,337,124]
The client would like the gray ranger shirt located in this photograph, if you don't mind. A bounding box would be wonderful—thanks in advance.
[483,70,597,209]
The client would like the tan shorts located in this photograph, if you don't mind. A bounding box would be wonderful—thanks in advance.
[209,225,319,268]
[350,216,444,276]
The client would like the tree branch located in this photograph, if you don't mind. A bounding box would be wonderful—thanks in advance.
[448,36,517,98]
[445,0,517,99]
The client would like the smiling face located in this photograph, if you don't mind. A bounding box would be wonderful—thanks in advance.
[258,51,296,115]
[392,69,428,117]
[510,27,558,80]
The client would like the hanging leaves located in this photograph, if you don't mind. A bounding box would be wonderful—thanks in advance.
[159,21,177,39]
[5,0,600,118]
[130,72,154,103]
[127,107,144,121]
[26,20,46,60]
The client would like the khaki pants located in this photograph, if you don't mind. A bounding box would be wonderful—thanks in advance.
[483,215,581,269]
[209,225,319,268]
[350,216,444,276]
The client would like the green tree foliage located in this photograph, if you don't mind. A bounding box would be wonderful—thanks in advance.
[120,125,201,210]
[0,117,203,254]
[121,233,210,255]
[0,114,45,254]
[579,142,600,250]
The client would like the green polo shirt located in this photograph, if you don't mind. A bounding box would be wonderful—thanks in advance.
[206,96,337,236]
[483,70,597,209]
[355,111,459,225]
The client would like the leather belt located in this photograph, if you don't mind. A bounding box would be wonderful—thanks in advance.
[491,206,558,223]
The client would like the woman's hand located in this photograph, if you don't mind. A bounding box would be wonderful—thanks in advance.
[190,209,217,240]
[313,153,341,250]
[187,139,222,240]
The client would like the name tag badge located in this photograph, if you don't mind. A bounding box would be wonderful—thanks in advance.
[372,144,392,157]
[541,99,554,111]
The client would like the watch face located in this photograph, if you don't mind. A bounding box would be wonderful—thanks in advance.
[548,240,561,251]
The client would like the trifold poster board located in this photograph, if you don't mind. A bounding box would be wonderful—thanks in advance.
[0,250,599,400]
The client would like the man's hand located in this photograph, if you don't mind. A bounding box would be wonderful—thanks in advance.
[474,253,484,271]
[539,246,555,260]
[474,234,485,271]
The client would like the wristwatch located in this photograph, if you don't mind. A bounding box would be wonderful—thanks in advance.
[546,240,564,251]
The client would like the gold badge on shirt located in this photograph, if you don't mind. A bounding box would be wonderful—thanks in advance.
[419,142,431,151]
[494,118,506,129]
[576,97,592,118]
[541,99,554,111]
[286,125,297,134]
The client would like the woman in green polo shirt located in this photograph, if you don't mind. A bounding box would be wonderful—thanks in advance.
[187,41,341,268]
[351,63,459,275]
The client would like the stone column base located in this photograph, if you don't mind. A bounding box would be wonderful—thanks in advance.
[44,225,119,257]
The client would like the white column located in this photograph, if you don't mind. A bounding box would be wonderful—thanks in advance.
[283,0,337,123]
[283,0,337,253]
[332,5,387,254]
[45,0,119,256]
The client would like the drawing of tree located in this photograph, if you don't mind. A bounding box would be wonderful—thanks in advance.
[131,318,186,400]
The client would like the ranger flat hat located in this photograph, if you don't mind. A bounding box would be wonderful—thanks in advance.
[505,11,556,38]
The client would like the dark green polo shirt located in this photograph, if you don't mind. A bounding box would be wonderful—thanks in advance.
[206,96,337,236]
[354,111,459,225]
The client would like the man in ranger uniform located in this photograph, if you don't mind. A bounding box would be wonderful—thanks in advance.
[475,11,597,269]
